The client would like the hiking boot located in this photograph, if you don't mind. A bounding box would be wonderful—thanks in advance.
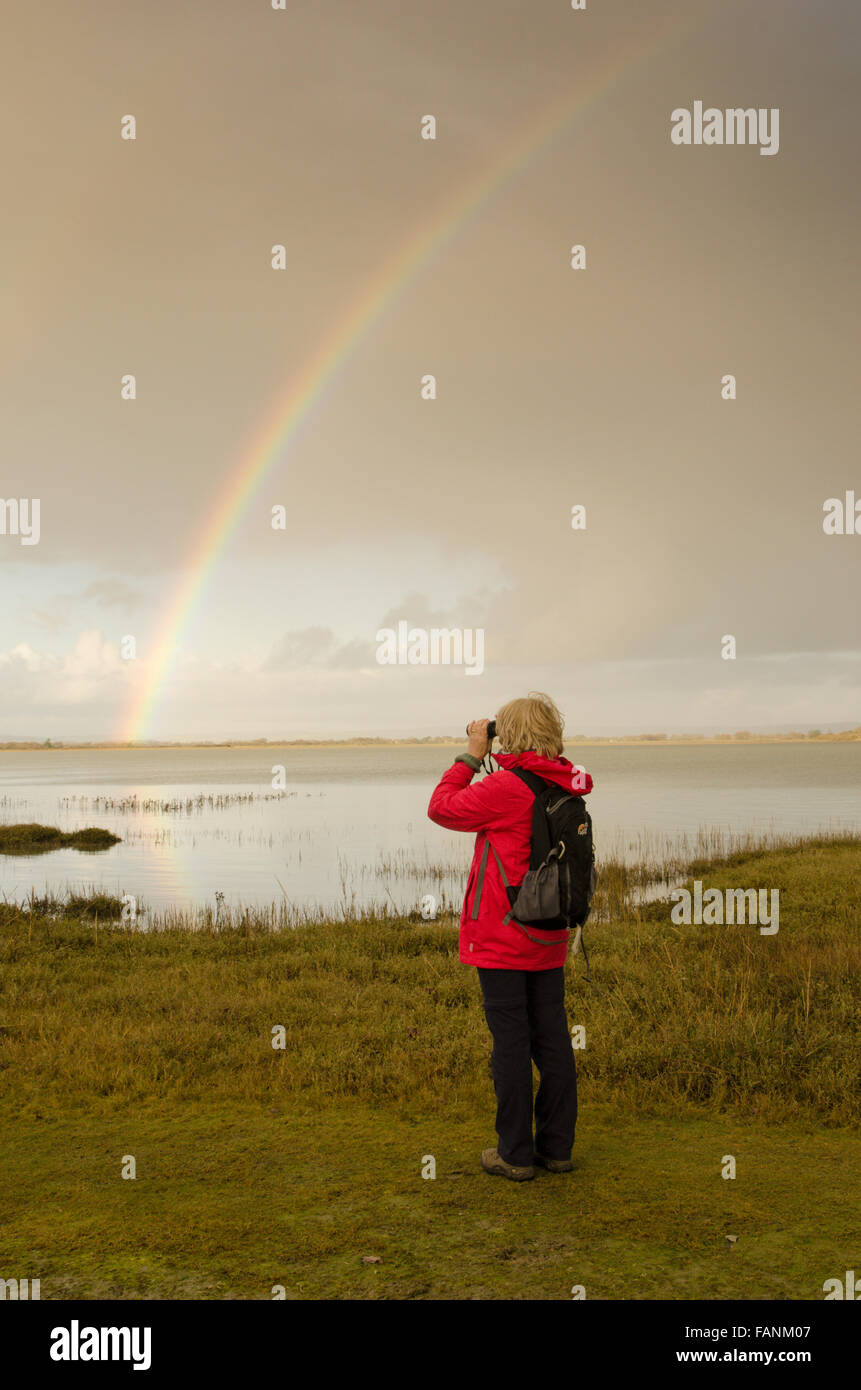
[534,1151,574,1173]
[481,1148,535,1182]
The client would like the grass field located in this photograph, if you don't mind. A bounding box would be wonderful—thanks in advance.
[0,836,858,1299]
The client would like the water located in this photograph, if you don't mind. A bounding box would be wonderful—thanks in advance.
[0,744,858,917]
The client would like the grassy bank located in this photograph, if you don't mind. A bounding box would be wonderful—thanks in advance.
[0,822,120,854]
[0,836,858,1299]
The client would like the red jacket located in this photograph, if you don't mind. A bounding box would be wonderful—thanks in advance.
[427,751,594,970]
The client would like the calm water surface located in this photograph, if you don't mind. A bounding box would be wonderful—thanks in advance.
[0,745,858,916]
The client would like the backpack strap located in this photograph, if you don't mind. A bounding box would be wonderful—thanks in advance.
[508,766,555,864]
[472,839,511,917]
[468,834,533,911]
[471,837,513,921]
[570,924,593,983]
[508,765,547,796]
[470,839,491,919]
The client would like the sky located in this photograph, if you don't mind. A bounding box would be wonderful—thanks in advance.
[1,0,858,740]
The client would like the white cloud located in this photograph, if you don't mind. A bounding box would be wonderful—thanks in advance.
[0,629,127,710]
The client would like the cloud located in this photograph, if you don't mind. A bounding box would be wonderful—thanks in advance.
[262,592,500,677]
[30,608,64,631]
[81,579,142,610]
[0,629,128,709]
[2,628,858,741]
[262,626,371,673]
[23,578,143,634]
[377,590,495,633]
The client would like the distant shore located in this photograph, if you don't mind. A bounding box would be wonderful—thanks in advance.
[2,730,859,752]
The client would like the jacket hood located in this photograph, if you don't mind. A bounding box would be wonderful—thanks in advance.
[494,750,593,795]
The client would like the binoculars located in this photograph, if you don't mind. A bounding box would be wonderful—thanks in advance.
[465,720,496,739]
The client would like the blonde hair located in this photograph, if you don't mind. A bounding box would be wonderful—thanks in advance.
[496,692,564,758]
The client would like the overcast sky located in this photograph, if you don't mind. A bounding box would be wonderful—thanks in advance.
[1,0,858,740]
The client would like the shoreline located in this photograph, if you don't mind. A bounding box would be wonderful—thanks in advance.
[1,733,860,753]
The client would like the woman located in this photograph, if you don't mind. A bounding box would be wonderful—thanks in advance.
[427,692,593,1182]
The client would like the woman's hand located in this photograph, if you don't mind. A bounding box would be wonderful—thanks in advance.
[466,718,493,761]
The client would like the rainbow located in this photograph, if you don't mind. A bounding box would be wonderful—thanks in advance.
[120,7,701,742]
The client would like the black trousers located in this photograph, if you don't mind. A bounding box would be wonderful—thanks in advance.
[477,965,578,1168]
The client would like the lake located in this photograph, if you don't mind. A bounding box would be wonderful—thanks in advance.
[0,744,858,918]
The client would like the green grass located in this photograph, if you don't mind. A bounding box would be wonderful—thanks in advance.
[0,837,858,1299]
[0,822,120,855]
[2,1101,855,1300]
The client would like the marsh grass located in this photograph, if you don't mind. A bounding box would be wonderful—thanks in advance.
[58,791,297,815]
[15,890,126,920]
[351,825,860,927]
[0,822,120,855]
[0,834,857,1126]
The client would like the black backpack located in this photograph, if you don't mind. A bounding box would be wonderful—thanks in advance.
[497,768,597,974]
